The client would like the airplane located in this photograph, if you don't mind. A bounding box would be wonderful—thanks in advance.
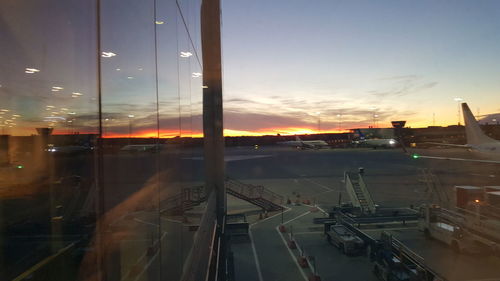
[277,136,329,149]
[45,145,93,154]
[120,144,162,153]
[412,102,500,164]
[353,129,398,149]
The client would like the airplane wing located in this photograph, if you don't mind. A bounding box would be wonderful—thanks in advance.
[412,154,500,164]
[424,142,471,148]
[301,142,315,149]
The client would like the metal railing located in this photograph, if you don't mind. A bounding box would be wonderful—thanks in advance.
[160,185,207,214]
[225,178,284,208]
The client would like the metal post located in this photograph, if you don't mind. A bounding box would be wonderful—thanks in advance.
[95,0,106,279]
[201,0,225,278]
[202,0,225,228]
[281,206,284,224]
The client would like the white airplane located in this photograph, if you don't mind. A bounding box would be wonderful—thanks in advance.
[353,129,398,148]
[412,102,500,163]
[121,144,161,152]
[277,136,329,149]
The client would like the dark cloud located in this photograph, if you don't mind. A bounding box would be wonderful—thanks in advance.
[224,111,311,131]
[225,98,255,103]
[378,75,420,81]
[76,91,421,136]
[68,105,420,136]
[370,78,438,98]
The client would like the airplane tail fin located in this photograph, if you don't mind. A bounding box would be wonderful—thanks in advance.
[295,136,302,142]
[355,129,366,140]
[462,103,495,145]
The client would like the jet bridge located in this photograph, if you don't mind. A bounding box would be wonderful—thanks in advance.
[345,169,376,214]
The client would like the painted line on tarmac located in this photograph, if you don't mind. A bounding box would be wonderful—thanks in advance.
[248,207,310,281]
[301,203,329,216]
[249,230,265,281]
[316,190,335,196]
[12,243,75,281]
[134,249,160,281]
[250,206,292,227]
[121,231,167,281]
[134,218,159,227]
[301,178,334,191]
[362,226,418,232]
[316,205,329,216]
[293,231,323,235]
[275,225,309,281]
[161,217,183,224]
[109,210,144,227]
[248,206,292,281]
[283,211,311,225]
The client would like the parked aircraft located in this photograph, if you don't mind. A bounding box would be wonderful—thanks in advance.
[412,103,500,164]
[353,129,398,149]
[277,136,329,149]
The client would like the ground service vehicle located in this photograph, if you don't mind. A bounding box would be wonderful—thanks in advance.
[419,204,490,254]
[325,224,364,255]
[371,232,446,281]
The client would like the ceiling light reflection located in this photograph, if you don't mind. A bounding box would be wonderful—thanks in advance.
[25,68,40,74]
[101,52,117,58]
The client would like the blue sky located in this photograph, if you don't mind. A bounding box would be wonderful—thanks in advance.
[222,0,500,133]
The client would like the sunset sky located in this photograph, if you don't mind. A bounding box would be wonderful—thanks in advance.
[1,0,500,137]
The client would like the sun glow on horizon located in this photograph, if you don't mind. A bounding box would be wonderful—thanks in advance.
[224,127,352,137]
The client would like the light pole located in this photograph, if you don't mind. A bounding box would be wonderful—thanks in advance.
[454,97,463,125]
[370,107,377,128]
[128,114,135,143]
[337,114,342,132]
[316,112,321,133]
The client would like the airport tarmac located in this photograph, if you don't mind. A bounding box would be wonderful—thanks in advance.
[226,145,500,281]
[2,145,500,280]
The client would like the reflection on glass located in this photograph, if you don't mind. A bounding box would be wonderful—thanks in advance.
[1,0,205,280]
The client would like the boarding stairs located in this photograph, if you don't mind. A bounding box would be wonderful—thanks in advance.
[419,168,451,208]
[225,178,284,211]
[345,171,376,214]
[160,185,207,215]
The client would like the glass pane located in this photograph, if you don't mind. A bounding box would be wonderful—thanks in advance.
[0,0,98,279]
